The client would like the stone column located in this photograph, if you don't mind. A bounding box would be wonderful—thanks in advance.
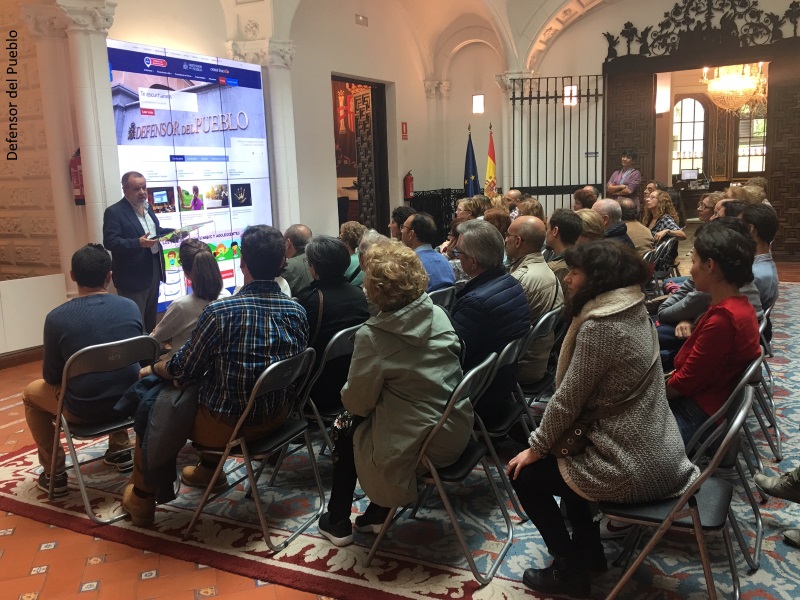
[21,4,84,295]
[438,81,451,190]
[424,81,442,188]
[54,0,118,244]
[495,74,513,190]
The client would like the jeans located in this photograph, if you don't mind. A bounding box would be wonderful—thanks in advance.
[669,396,710,446]
[510,454,603,563]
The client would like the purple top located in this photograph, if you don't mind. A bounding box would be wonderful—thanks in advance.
[607,168,641,207]
[191,195,203,210]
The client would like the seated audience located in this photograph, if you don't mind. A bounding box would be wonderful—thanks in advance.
[339,221,368,286]
[151,239,224,358]
[718,200,747,219]
[451,220,531,426]
[666,220,760,443]
[619,198,653,257]
[573,188,598,211]
[473,194,492,216]
[742,203,779,310]
[666,188,687,227]
[696,192,724,223]
[282,224,314,296]
[726,184,767,206]
[483,207,512,238]
[505,189,523,219]
[642,190,686,245]
[507,241,697,598]
[122,225,309,526]
[401,212,456,292]
[440,217,471,291]
[592,198,634,248]
[298,236,369,412]
[505,216,564,383]
[745,176,771,204]
[545,209,583,284]
[575,208,605,243]
[23,244,144,495]
[388,205,415,240]
[317,243,471,546]
[644,180,666,196]
[455,197,483,220]
[517,196,546,221]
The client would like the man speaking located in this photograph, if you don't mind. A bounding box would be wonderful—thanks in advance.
[103,171,174,332]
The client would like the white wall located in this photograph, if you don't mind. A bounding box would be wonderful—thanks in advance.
[290,0,431,237]
[444,42,504,191]
[110,0,229,58]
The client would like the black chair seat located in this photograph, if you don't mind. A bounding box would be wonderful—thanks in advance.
[426,439,487,483]
[247,419,308,456]
[520,373,554,396]
[600,477,733,531]
[68,416,134,439]
[481,404,526,437]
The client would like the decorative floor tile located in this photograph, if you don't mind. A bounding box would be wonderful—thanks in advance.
[38,542,56,550]
[18,594,38,600]
[79,582,98,592]
[0,528,14,535]
[194,587,216,599]
[85,556,104,565]
[29,566,47,575]
[140,570,157,580]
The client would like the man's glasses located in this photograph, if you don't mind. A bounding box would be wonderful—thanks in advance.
[505,232,524,243]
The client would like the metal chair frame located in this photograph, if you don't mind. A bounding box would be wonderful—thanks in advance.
[601,386,754,600]
[428,285,457,313]
[517,306,566,412]
[181,348,323,553]
[364,352,514,586]
[49,335,160,524]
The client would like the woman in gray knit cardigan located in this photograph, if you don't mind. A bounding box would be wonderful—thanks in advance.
[507,240,698,598]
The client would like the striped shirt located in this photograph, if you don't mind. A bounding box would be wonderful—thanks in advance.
[166,279,309,420]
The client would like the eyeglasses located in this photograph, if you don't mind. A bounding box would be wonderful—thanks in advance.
[505,232,524,242]
[452,247,470,258]
[697,204,713,211]
[401,224,411,231]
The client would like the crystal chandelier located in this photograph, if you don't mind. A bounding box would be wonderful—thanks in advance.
[701,63,767,113]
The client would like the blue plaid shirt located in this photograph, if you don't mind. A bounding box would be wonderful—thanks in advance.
[166,280,309,420]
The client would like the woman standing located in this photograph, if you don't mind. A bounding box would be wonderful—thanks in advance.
[507,241,697,598]
[317,242,472,546]
[606,150,642,207]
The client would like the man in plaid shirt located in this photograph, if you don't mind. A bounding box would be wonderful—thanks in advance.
[123,225,309,526]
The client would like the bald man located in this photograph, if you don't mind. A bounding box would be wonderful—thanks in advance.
[592,198,635,248]
[505,189,523,219]
[505,216,564,383]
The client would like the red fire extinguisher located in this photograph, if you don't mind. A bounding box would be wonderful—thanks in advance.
[403,170,414,199]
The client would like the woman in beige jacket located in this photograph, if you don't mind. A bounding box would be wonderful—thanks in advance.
[507,240,698,598]
[317,242,472,547]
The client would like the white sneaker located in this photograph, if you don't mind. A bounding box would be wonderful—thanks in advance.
[599,515,633,539]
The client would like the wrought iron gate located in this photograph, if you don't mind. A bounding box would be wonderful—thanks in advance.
[509,75,604,215]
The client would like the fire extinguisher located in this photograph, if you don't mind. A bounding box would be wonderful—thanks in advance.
[403,170,414,199]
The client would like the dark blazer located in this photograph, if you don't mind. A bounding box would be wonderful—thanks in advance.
[102,199,173,292]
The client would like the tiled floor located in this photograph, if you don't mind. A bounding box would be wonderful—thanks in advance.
[2,260,797,599]
[0,363,326,600]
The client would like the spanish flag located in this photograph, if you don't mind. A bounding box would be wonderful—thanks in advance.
[485,124,497,195]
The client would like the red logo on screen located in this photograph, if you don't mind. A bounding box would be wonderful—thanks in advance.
[144,57,167,68]
[140,108,155,116]
[218,77,227,85]
[220,269,234,280]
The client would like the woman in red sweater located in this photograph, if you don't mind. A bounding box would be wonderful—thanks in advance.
[666,218,761,443]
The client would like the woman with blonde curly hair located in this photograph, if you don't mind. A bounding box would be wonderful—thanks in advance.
[318,242,473,546]
[641,190,686,245]
[455,197,483,219]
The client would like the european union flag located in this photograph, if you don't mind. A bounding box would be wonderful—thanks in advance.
[463,131,480,197]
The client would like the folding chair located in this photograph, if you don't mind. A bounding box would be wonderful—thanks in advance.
[303,323,362,452]
[429,285,456,313]
[601,386,754,600]
[182,348,324,553]
[365,352,514,585]
[684,351,765,572]
[518,306,565,411]
[472,330,535,522]
[49,335,160,524]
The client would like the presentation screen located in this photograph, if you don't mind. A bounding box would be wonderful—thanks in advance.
[107,39,271,309]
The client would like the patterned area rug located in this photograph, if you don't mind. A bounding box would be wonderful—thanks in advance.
[2,283,800,599]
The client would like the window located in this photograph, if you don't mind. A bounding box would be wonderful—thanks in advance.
[672,98,706,176]
[735,105,766,175]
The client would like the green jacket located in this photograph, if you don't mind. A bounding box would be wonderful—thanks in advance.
[343,293,472,507]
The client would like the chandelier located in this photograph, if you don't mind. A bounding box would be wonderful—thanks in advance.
[701,63,767,114]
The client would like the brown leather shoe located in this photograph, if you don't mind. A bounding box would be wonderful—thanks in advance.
[121,484,155,527]
[180,464,228,491]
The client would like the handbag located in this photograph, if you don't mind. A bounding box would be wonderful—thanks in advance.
[549,323,660,458]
